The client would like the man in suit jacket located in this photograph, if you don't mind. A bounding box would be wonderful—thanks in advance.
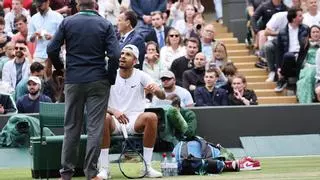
[117,10,145,69]
[145,11,171,49]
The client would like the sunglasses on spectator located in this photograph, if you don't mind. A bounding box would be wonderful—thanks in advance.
[169,34,179,38]
[161,77,173,81]
[15,47,26,51]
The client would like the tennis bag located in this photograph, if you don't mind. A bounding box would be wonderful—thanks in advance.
[172,136,225,175]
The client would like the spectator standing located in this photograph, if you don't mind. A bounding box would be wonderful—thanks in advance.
[98,0,130,25]
[130,0,167,38]
[170,37,200,86]
[16,76,51,113]
[213,0,223,24]
[174,4,197,38]
[228,74,258,105]
[49,0,71,16]
[4,0,30,37]
[28,0,63,75]
[169,0,189,28]
[194,68,228,106]
[12,14,35,58]
[47,0,120,179]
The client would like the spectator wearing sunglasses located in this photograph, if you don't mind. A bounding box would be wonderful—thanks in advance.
[159,28,186,70]
[2,39,30,89]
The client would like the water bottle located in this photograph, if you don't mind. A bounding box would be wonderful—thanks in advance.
[161,153,169,176]
[171,153,178,176]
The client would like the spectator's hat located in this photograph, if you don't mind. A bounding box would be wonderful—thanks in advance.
[35,0,48,6]
[160,70,175,79]
[122,44,139,63]
[28,76,41,88]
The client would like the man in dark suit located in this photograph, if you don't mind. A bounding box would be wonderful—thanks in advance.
[47,0,120,179]
[117,10,145,69]
[145,11,171,49]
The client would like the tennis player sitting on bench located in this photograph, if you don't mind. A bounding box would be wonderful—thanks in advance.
[97,44,166,179]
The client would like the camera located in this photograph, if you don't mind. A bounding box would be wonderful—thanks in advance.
[196,24,202,30]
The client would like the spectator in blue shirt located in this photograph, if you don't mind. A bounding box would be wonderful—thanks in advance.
[16,76,51,113]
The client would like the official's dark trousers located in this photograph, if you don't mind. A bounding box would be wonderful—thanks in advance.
[60,79,110,180]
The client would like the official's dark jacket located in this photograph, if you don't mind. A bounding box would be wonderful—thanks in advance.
[47,10,120,85]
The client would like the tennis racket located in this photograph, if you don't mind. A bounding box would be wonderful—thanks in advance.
[113,116,147,179]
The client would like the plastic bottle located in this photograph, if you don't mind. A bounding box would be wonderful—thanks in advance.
[161,153,169,176]
[171,153,178,176]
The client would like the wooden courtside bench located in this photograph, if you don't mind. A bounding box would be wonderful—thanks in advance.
[30,102,170,179]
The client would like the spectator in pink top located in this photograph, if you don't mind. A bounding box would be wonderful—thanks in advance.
[11,14,35,59]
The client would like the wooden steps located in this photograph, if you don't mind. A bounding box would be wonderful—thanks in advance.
[258,96,297,104]
[239,69,268,76]
[246,75,268,82]
[247,82,276,89]
[212,21,298,105]
[255,89,286,97]
[228,50,249,56]
[230,56,258,62]
[215,32,234,38]
[233,62,256,69]
[216,38,238,44]
[226,43,247,50]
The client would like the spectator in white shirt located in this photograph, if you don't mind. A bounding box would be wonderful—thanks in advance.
[303,0,320,27]
[159,28,186,70]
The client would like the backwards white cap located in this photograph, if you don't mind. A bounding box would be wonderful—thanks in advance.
[122,44,140,64]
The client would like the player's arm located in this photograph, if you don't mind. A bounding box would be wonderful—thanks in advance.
[145,83,166,100]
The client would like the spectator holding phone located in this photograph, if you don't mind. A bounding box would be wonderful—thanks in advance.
[228,74,258,106]
[143,41,165,85]
[207,42,229,69]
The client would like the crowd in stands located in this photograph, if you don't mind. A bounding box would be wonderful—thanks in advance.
[247,0,320,103]
[1,0,320,117]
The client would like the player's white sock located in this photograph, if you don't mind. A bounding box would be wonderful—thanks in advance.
[143,147,154,167]
[99,148,109,170]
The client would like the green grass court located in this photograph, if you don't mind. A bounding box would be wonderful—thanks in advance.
[0,156,320,180]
